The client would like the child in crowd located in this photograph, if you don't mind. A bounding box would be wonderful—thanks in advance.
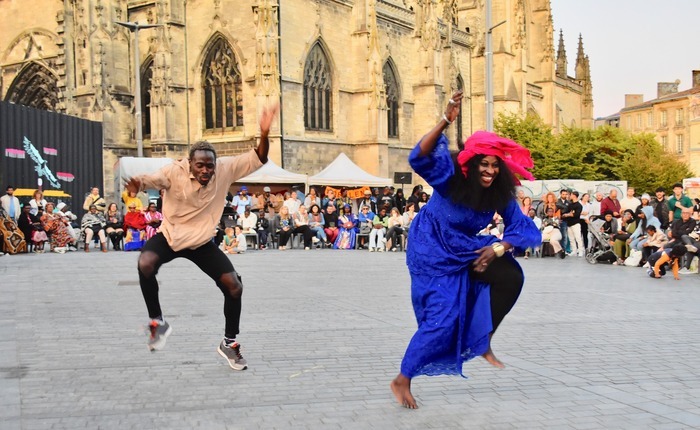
[646,243,687,280]
[233,225,247,254]
[222,227,236,254]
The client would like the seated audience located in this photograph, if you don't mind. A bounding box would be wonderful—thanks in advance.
[144,202,163,240]
[81,204,108,252]
[308,204,328,247]
[541,207,565,258]
[292,205,314,250]
[357,204,375,249]
[612,209,636,264]
[385,207,405,251]
[323,203,339,245]
[123,202,147,250]
[18,204,47,253]
[41,202,77,253]
[369,207,389,252]
[641,225,668,265]
[105,203,124,250]
[273,205,294,250]
[334,204,357,250]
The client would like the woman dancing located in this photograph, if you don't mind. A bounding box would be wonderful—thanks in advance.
[391,90,541,409]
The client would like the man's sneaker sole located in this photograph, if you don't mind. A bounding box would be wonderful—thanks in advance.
[217,344,248,371]
[148,324,172,352]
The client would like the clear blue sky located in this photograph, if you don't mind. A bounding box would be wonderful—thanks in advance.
[552,0,700,118]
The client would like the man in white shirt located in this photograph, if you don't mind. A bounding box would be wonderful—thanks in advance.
[620,187,641,213]
[238,207,258,234]
[1,186,21,222]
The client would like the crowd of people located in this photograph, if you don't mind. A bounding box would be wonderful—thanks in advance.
[0,185,164,255]
[519,183,700,279]
[217,183,426,252]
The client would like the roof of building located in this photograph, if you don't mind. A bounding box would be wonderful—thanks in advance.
[620,86,700,113]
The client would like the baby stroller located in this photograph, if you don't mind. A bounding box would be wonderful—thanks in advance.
[585,217,617,264]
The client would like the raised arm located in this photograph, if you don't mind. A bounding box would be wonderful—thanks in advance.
[256,103,280,164]
[416,91,463,157]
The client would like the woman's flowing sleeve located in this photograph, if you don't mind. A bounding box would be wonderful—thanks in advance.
[501,199,542,252]
[408,134,454,195]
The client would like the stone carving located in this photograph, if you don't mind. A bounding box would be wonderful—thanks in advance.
[253,0,280,96]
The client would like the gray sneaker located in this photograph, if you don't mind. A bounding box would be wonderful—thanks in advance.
[147,320,172,352]
[217,340,248,370]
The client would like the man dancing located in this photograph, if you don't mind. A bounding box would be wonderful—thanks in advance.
[126,104,278,370]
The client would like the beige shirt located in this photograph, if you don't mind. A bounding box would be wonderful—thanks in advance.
[137,149,263,251]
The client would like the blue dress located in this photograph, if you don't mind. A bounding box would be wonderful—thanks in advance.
[401,135,541,378]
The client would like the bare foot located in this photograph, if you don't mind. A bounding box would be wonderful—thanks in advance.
[482,347,505,368]
[390,374,418,409]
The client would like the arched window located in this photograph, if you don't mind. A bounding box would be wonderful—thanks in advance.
[5,62,59,111]
[383,61,400,138]
[456,75,464,146]
[202,36,243,131]
[303,43,332,131]
[141,57,153,138]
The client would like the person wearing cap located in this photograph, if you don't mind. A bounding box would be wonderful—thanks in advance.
[231,186,251,218]
[668,182,693,224]
[357,189,377,214]
[125,102,278,369]
[390,91,540,409]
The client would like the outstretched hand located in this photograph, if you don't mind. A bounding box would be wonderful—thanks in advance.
[260,102,280,136]
[125,177,141,195]
[444,90,463,123]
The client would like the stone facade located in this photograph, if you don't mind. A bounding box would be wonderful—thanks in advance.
[0,0,592,200]
[619,73,700,175]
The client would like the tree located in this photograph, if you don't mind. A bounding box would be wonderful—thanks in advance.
[494,112,694,191]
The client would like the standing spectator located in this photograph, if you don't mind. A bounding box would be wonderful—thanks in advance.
[590,192,603,219]
[0,186,20,222]
[322,188,337,210]
[651,187,670,230]
[231,186,252,218]
[537,191,557,219]
[81,204,108,252]
[566,191,584,256]
[601,189,621,218]
[378,187,395,211]
[156,189,165,213]
[323,203,339,245]
[304,187,321,208]
[83,187,107,213]
[418,192,429,210]
[357,189,377,214]
[122,189,143,213]
[620,187,641,213]
[579,193,592,249]
[292,185,305,205]
[394,188,407,214]
[555,189,571,252]
[283,191,301,215]
[667,183,693,225]
[406,185,423,212]
[520,196,533,215]
[28,190,46,216]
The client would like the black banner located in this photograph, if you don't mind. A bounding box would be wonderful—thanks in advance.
[0,101,103,217]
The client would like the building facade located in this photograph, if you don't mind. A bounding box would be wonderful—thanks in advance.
[0,0,592,199]
[619,72,700,174]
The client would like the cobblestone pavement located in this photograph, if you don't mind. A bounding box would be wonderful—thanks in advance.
[1,248,700,429]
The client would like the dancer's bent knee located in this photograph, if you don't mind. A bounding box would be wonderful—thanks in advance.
[219,272,243,299]
[138,251,160,278]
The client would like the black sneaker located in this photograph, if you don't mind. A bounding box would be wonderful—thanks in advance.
[217,340,248,370]
[557,250,566,259]
[147,320,172,352]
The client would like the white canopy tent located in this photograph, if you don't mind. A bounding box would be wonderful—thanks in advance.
[308,153,392,187]
[238,159,308,184]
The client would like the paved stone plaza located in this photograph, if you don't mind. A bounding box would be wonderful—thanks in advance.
[2,248,700,429]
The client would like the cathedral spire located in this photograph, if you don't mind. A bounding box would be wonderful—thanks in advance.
[575,33,587,80]
[555,29,567,78]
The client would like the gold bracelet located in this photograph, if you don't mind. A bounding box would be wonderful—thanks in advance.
[491,242,505,258]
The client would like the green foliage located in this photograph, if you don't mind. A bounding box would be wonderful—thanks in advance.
[493,112,694,192]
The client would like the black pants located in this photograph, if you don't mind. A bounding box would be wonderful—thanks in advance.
[386,226,404,249]
[471,257,524,331]
[581,222,589,249]
[138,233,242,338]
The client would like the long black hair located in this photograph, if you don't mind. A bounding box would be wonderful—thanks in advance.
[447,152,516,212]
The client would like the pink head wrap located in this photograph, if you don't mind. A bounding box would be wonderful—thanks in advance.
[456,131,535,184]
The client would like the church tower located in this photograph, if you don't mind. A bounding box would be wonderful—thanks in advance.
[575,34,594,128]
[555,29,567,79]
